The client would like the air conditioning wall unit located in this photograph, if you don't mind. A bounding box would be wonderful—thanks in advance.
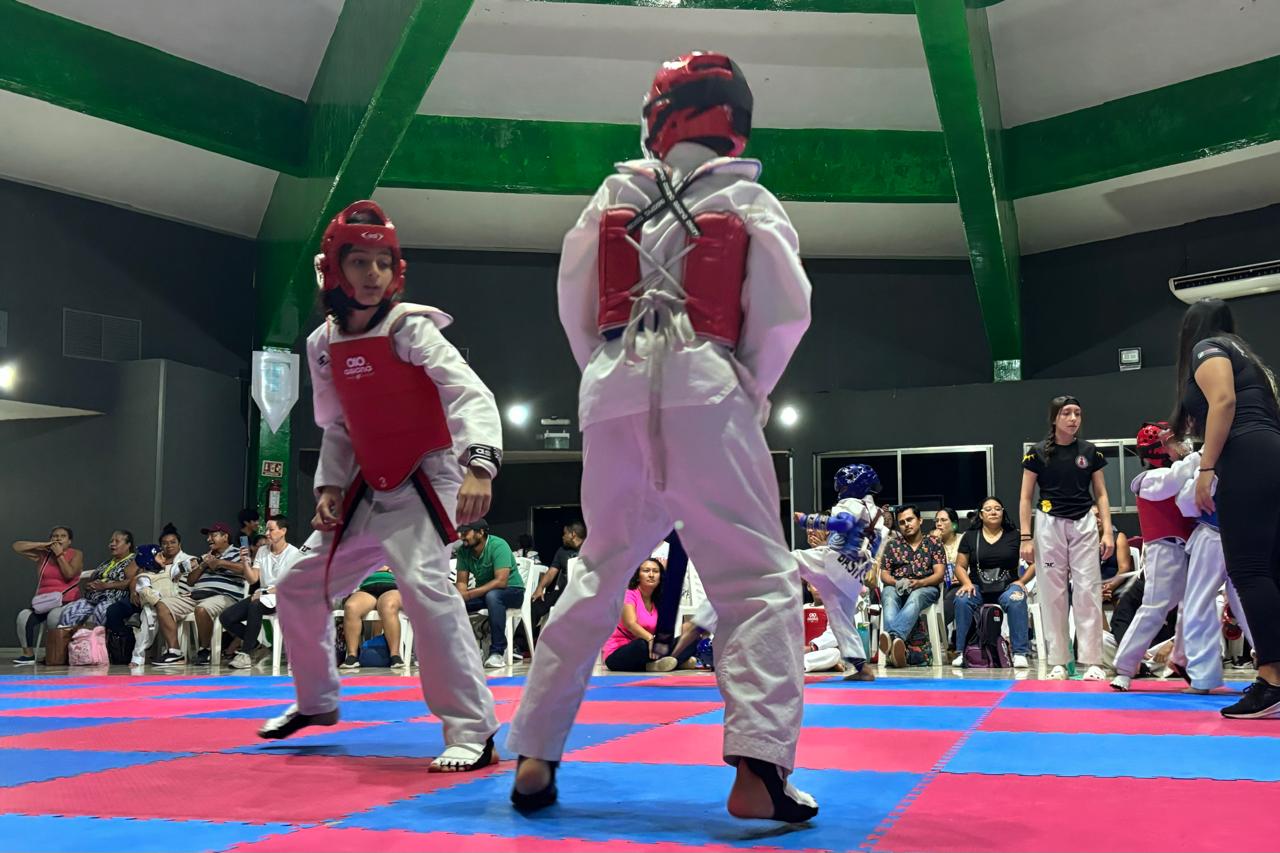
[1169,260,1280,305]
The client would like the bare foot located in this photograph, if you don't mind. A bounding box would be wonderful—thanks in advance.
[515,757,553,795]
[726,760,774,820]
[726,758,819,823]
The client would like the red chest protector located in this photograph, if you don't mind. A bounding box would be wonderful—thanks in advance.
[597,207,748,347]
[1135,493,1195,543]
[327,307,452,491]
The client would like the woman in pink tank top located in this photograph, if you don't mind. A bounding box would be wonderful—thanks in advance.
[12,526,83,663]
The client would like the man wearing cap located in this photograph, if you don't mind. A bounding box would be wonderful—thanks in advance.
[456,520,524,668]
[153,522,248,666]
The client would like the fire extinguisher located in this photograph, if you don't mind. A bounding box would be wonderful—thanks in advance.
[267,479,282,517]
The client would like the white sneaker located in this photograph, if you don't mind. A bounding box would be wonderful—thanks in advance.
[484,653,506,668]
[228,652,252,670]
[951,654,965,667]
[1111,675,1131,692]
[1012,654,1029,669]
[1082,665,1108,681]
[1047,665,1068,680]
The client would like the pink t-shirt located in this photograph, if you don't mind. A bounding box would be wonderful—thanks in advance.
[35,549,80,600]
[602,587,658,659]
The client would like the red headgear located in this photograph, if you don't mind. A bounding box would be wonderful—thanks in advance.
[1136,421,1173,467]
[315,200,406,302]
[642,52,753,160]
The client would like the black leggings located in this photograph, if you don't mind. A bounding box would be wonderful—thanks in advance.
[604,637,698,672]
[1218,429,1280,667]
[219,598,276,654]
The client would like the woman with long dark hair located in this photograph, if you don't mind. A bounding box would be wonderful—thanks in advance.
[1020,395,1114,681]
[1170,298,1280,719]
[952,497,1034,667]
[600,559,692,672]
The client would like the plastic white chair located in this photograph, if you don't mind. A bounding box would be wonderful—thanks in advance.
[923,598,948,665]
[330,608,414,665]
[504,558,542,666]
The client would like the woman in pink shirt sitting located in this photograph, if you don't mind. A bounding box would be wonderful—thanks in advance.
[602,558,697,673]
[12,526,83,664]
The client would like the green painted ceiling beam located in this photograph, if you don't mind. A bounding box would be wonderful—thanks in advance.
[1007,54,1280,198]
[3,0,1278,208]
[525,0,1000,12]
[914,0,1021,373]
[384,116,955,202]
[0,0,303,174]
[254,0,474,348]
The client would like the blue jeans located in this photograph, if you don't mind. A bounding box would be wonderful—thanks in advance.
[881,585,940,640]
[953,585,1030,655]
[465,587,524,654]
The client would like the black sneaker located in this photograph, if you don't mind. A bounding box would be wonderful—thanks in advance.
[339,656,360,670]
[196,648,212,665]
[388,655,405,668]
[1221,678,1280,720]
[155,650,185,667]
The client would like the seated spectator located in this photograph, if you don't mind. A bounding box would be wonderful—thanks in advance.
[930,508,962,649]
[802,582,853,674]
[519,521,586,656]
[456,519,524,668]
[222,515,301,669]
[951,497,1033,668]
[12,526,83,664]
[153,522,246,666]
[602,559,696,672]
[878,506,945,667]
[129,524,192,665]
[338,567,405,669]
[514,534,540,561]
[1094,506,1133,582]
[238,507,261,547]
[56,530,136,630]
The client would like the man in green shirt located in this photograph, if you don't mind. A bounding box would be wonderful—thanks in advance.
[456,519,524,668]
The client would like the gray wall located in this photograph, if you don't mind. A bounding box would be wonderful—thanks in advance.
[0,180,255,636]
[1022,203,1280,378]
[1,360,245,629]
[0,179,256,412]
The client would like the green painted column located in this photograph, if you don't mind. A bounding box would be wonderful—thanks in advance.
[914,0,1022,380]
[250,0,475,519]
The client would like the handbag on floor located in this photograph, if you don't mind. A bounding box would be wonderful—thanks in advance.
[68,626,109,666]
[44,625,72,666]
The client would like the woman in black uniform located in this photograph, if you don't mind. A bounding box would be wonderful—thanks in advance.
[1171,299,1280,719]
[1020,395,1115,681]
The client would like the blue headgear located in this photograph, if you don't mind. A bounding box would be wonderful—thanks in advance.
[134,544,161,571]
[834,464,881,500]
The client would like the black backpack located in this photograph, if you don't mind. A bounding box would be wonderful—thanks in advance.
[963,604,1012,668]
[106,627,136,665]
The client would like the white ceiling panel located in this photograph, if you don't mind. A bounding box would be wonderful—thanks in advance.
[19,0,343,99]
[1017,141,1280,255]
[990,0,1280,126]
[425,0,939,130]
[375,186,966,259]
[0,90,277,237]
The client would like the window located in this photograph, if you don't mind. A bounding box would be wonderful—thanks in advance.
[1021,438,1139,513]
[814,446,993,516]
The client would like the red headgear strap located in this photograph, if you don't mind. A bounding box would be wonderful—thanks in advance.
[315,200,406,301]
[1136,421,1172,467]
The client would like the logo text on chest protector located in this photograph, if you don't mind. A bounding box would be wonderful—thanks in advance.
[343,355,374,379]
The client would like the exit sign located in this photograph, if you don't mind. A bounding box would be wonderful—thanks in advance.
[261,460,284,477]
